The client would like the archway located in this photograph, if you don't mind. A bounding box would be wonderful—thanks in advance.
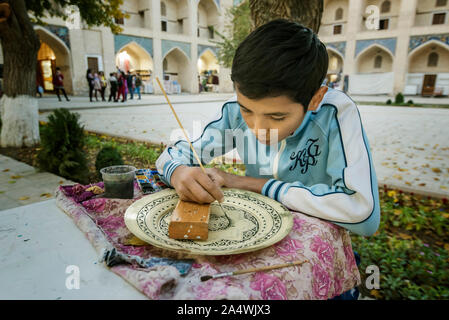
[326,48,344,89]
[356,44,393,74]
[115,42,154,86]
[349,44,394,95]
[198,0,220,40]
[197,49,219,92]
[35,27,73,94]
[406,40,449,96]
[162,0,190,35]
[162,47,191,93]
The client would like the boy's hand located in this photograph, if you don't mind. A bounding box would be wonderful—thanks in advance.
[170,165,226,204]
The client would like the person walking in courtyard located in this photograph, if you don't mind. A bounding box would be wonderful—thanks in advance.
[117,71,127,102]
[86,69,94,102]
[127,71,134,100]
[108,72,118,102]
[93,73,101,101]
[135,74,142,100]
[52,67,70,101]
[99,71,107,102]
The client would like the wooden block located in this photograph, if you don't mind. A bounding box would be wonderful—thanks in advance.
[168,200,210,240]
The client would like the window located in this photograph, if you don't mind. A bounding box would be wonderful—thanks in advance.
[114,17,124,25]
[161,2,166,16]
[379,18,389,30]
[333,24,342,35]
[335,8,343,21]
[428,52,439,66]
[374,55,382,69]
[432,13,446,24]
[197,28,200,37]
[436,0,447,7]
[161,20,167,32]
[178,19,183,33]
[163,58,168,71]
[381,1,391,13]
[208,26,214,39]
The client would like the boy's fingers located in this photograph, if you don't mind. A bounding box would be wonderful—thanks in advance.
[196,171,224,202]
[177,186,197,203]
[187,180,216,204]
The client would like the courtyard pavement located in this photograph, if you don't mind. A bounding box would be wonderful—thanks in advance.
[0,155,74,210]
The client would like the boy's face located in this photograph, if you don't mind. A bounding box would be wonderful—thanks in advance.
[236,86,306,145]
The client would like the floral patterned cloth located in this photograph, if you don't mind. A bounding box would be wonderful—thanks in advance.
[55,181,361,300]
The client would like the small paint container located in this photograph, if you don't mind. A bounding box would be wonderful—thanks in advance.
[100,165,136,199]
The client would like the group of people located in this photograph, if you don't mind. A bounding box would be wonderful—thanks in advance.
[86,68,142,103]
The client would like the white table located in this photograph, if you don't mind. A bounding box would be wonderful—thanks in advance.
[0,200,147,299]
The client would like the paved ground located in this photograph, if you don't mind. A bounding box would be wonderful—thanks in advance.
[37,92,235,112]
[0,155,74,210]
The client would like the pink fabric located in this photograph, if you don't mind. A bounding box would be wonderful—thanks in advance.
[55,182,361,300]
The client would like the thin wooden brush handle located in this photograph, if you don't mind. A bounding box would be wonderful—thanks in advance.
[155,77,206,173]
[233,260,308,275]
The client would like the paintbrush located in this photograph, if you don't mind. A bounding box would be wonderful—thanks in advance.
[155,77,229,219]
[200,260,309,282]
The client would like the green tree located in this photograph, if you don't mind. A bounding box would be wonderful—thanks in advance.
[0,0,126,147]
[215,0,323,68]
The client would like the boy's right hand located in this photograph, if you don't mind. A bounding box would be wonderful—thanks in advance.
[170,165,224,204]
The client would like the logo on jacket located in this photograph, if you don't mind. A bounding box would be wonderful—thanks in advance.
[289,138,321,174]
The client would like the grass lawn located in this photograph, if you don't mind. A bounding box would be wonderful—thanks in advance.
[1,124,448,300]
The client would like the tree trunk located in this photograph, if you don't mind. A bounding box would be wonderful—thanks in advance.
[249,0,323,33]
[0,0,41,147]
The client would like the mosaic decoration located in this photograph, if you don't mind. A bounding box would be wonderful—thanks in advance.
[355,38,397,58]
[35,24,71,50]
[198,44,219,58]
[409,34,449,53]
[326,41,346,57]
[125,188,293,255]
[114,34,153,56]
[162,40,191,60]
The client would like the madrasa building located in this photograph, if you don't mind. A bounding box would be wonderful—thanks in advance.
[320,0,449,96]
[0,0,448,97]
[0,0,234,96]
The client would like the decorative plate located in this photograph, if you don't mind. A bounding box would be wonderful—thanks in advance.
[124,188,293,255]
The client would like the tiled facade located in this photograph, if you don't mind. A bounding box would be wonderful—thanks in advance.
[320,0,449,96]
[0,0,234,95]
[1,0,448,96]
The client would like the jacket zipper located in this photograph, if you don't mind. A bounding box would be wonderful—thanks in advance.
[273,139,286,180]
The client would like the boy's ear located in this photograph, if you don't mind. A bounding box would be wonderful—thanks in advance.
[307,86,328,112]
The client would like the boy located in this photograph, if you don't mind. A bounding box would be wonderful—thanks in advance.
[155,19,380,236]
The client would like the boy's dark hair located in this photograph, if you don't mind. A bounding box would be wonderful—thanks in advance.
[231,19,328,111]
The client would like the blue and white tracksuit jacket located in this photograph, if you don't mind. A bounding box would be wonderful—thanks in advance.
[156,88,380,236]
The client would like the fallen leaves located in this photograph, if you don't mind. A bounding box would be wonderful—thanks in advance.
[18,196,29,201]
[432,168,442,174]
[40,193,52,198]
[10,175,23,179]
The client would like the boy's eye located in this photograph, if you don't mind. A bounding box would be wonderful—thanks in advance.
[271,117,285,121]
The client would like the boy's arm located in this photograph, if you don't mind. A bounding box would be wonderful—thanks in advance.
[156,101,237,187]
[220,103,380,237]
